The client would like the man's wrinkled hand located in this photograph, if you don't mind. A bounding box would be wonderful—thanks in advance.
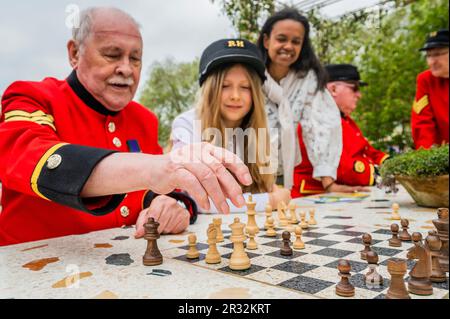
[134,195,190,238]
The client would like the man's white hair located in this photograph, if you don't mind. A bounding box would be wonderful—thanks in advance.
[72,7,141,48]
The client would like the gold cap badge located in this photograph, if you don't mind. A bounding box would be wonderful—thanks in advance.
[228,40,245,48]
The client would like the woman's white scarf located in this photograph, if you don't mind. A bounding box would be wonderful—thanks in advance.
[263,70,303,190]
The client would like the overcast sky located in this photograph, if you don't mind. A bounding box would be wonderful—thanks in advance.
[0,0,379,98]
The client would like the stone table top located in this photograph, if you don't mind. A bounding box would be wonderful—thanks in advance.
[0,186,446,299]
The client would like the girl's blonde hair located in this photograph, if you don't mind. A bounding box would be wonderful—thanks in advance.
[196,64,274,193]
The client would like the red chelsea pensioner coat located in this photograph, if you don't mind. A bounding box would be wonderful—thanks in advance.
[292,116,388,198]
[0,71,197,246]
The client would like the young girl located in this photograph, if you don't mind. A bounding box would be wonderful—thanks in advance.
[257,8,353,195]
[171,38,291,212]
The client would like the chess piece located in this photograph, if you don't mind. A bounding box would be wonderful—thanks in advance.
[425,231,446,283]
[289,203,298,224]
[245,195,259,235]
[229,217,251,270]
[407,232,433,295]
[299,211,309,229]
[277,201,288,227]
[246,227,258,250]
[293,226,305,250]
[286,224,295,233]
[335,259,355,297]
[213,218,224,243]
[389,223,402,247]
[360,233,372,260]
[266,217,277,237]
[308,209,317,226]
[365,251,383,289]
[284,203,291,221]
[385,258,411,299]
[264,203,272,230]
[432,208,449,273]
[186,233,200,259]
[143,217,163,266]
[205,223,221,264]
[399,219,412,241]
[280,231,293,256]
[391,203,401,220]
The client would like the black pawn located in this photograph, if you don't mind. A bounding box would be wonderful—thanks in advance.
[399,219,412,241]
[280,231,293,256]
[360,233,372,260]
[336,259,355,297]
[389,223,402,247]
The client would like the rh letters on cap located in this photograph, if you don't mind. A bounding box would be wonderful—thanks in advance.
[228,40,245,48]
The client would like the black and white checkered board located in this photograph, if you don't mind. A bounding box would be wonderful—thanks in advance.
[171,222,449,299]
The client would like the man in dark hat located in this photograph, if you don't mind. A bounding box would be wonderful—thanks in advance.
[411,29,449,149]
[292,64,388,197]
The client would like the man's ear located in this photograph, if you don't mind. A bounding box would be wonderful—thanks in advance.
[327,83,338,97]
[67,40,80,68]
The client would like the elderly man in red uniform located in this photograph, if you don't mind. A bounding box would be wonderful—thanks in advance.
[411,29,449,149]
[292,64,388,197]
[0,7,252,246]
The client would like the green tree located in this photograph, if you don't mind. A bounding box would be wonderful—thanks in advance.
[210,0,275,42]
[139,58,199,148]
[211,0,448,152]
[307,0,448,152]
[355,0,448,152]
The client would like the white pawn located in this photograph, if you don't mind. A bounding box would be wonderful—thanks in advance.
[299,211,309,229]
[213,218,224,242]
[286,224,295,233]
[266,217,277,237]
[186,233,200,259]
[246,227,258,250]
[277,202,288,226]
[309,209,317,226]
[264,203,272,230]
[289,203,298,224]
[284,203,291,220]
[391,203,401,220]
[293,226,305,250]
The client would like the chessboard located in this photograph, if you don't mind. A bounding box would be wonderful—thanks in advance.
[167,219,449,299]
[1,186,448,300]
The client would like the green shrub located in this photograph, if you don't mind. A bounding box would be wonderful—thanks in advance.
[381,145,449,178]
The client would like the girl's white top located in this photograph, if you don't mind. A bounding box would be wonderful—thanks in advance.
[171,108,270,213]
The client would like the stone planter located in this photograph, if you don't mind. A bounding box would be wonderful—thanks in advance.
[396,175,449,208]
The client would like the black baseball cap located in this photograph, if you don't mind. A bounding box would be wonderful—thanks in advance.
[419,29,449,51]
[199,38,266,86]
[325,64,368,86]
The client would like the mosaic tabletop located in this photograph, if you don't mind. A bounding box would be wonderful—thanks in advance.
[0,186,448,299]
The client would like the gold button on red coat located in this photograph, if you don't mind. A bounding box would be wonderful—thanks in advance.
[113,137,122,148]
[120,206,130,218]
[46,154,62,170]
[108,122,116,133]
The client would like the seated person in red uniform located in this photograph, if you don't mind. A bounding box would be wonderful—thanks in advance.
[292,64,388,198]
[411,29,449,149]
[0,7,252,246]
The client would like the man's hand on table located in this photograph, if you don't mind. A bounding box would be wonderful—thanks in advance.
[134,195,190,237]
[147,142,253,215]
